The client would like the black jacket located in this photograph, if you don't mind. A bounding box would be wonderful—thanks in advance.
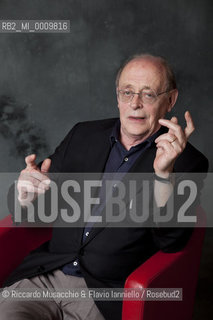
[5,118,209,320]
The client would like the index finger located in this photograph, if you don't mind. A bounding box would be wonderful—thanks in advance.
[158,118,181,132]
[184,111,195,138]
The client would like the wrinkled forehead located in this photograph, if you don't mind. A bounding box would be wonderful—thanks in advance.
[118,58,167,90]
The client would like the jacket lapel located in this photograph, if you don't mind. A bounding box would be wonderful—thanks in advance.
[129,143,156,173]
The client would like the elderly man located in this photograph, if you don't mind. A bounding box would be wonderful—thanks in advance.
[1,54,208,320]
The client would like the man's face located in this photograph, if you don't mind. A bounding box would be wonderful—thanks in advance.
[117,58,177,146]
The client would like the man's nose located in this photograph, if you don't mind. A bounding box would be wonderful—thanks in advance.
[130,93,143,109]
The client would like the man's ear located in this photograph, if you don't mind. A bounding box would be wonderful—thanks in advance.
[167,89,178,112]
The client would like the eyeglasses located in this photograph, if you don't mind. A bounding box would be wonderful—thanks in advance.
[117,88,171,104]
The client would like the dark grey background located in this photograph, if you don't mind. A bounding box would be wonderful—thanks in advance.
[0,0,212,171]
[0,0,212,318]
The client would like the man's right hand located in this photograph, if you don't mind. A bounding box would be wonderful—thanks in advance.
[17,154,51,206]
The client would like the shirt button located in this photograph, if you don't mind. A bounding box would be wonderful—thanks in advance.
[124,157,128,162]
[73,261,78,266]
[85,232,90,237]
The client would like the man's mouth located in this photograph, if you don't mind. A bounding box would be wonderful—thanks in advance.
[128,116,146,120]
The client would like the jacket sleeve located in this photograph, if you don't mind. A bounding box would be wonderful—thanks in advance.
[150,154,209,253]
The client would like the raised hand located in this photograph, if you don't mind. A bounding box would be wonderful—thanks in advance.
[17,154,51,206]
[153,111,195,177]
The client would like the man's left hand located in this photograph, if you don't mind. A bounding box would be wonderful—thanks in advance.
[154,111,195,177]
